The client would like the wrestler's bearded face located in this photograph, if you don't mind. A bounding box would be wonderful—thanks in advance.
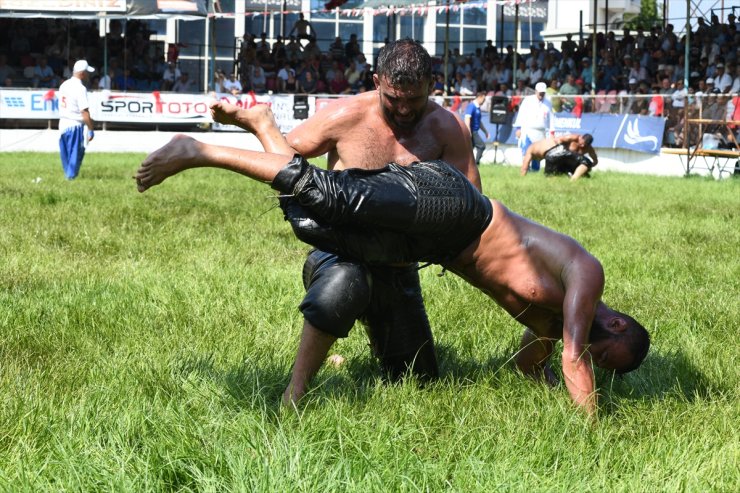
[375,75,431,130]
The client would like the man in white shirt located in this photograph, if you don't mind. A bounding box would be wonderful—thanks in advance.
[222,73,243,95]
[58,60,95,180]
[714,64,733,93]
[513,81,554,172]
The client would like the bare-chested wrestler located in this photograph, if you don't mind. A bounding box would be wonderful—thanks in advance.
[141,39,480,405]
[520,133,599,180]
[135,106,649,416]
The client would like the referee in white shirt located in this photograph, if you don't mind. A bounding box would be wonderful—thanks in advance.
[513,81,554,173]
[58,60,95,180]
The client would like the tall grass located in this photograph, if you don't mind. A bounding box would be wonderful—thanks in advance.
[1,153,738,491]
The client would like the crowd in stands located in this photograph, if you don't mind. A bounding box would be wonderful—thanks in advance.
[0,18,185,92]
[1,13,738,145]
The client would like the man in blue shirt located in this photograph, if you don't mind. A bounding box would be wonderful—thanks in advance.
[464,91,489,165]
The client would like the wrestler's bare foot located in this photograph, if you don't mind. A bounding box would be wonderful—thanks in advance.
[209,101,275,134]
[135,134,201,192]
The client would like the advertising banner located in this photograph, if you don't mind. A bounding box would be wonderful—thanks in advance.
[0,0,126,11]
[0,88,313,134]
[0,0,206,17]
[481,112,666,154]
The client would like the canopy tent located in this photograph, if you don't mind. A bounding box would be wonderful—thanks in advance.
[0,0,207,19]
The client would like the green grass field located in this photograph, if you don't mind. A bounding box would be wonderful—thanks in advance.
[1,152,738,491]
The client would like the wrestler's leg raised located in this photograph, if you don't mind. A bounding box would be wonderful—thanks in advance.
[135,136,292,193]
[209,101,293,155]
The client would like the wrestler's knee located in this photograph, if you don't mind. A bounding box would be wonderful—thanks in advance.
[300,251,371,339]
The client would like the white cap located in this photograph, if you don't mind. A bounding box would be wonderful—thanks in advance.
[73,60,95,74]
[535,81,547,93]
[706,77,714,84]
[629,78,637,84]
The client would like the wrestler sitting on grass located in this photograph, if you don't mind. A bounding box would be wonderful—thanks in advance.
[135,103,649,416]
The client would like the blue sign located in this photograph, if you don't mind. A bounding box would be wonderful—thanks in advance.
[481,112,665,155]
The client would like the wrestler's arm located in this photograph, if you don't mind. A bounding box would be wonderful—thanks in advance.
[559,251,605,415]
[520,147,532,176]
[442,111,482,190]
[585,144,598,165]
[286,101,343,158]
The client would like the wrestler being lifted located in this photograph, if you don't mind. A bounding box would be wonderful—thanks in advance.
[136,104,649,416]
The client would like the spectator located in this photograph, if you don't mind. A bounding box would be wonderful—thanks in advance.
[213,69,226,93]
[277,62,295,91]
[599,55,620,91]
[542,57,559,83]
[357,63,374,92]
[480,60,497,91]
[483,39,496,59]
[115,68,136,91]
[98,67,115,90]
[289,13,314,41]
[223,72,243,95]
[730,64,740,93]
[329,36,345,63]
[329,69,350,94]
[345,33,361,62]
[579,57,593,89]
[459,70,478,96]
[172,72,193,93]
[514,59,530,84]
[285,35,302,61]
[628,58,648,84]
[561,33,578,60]
[302,36,321,61]
[32,56,57,88]
[283,71,298,93]
[451,72,465,95]
[670,78,686,111]
[161,61,180,91]
[297,69,317,94]
[251,67,267,93]
[529,60,543,85]
[495,81,512,98]
[495,60,511,87]
[271,35,287,67]
[714,63,732,92]
[344,60,362,91]
[547,78,561,112]
[0,54,17,87]
[432,72,446,96]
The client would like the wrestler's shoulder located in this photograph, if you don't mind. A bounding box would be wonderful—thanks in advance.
[312,92,376,127]
[423,103,466,132]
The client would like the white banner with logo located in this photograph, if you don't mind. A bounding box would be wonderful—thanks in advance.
[0,0,126,11]
[0,89,314,134]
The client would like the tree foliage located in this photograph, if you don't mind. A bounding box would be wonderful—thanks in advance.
[625,0,662,30]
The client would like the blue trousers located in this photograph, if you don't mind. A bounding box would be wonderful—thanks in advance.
[59,125,86,179]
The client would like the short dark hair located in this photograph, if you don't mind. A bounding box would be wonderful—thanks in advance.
[375,38,432,87]
[582,133,594,146]
[590,312,650,374]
